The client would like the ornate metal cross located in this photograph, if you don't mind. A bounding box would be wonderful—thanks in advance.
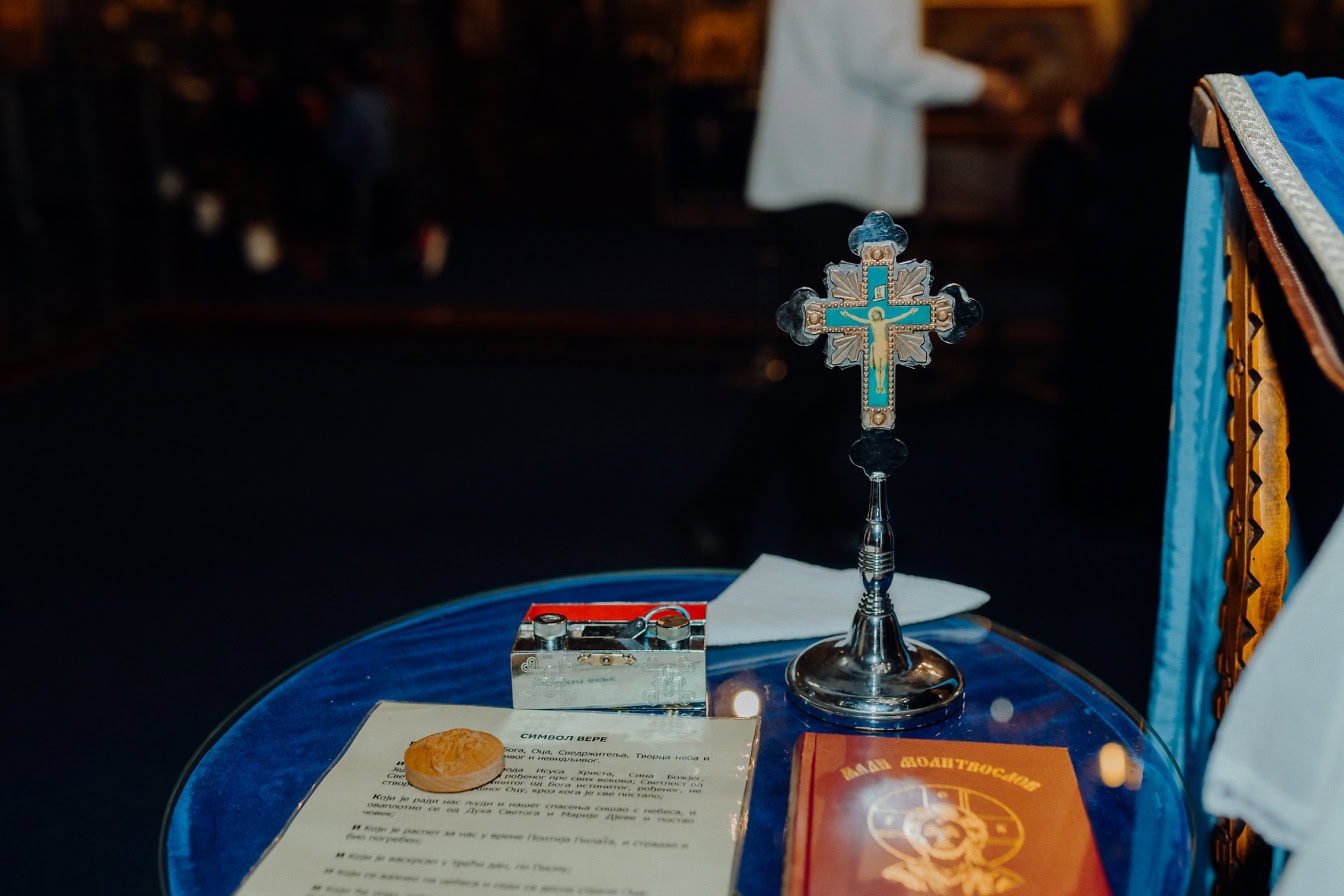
[777,211,982,429]
[771,211,984,731]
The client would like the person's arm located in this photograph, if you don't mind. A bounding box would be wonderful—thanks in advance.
[836,0,1020,111]
[978,70,1028,114]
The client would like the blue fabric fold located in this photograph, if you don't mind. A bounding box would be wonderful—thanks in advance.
[1244,71,1344,233]
[1148,140,1230,896]
[1150,71,1344,894]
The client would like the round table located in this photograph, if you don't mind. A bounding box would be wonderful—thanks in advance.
[161,570,1194,895]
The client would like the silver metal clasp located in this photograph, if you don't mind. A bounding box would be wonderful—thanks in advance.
[577,653,637,666]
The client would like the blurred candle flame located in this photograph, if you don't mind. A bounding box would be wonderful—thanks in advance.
[730,688,761,718]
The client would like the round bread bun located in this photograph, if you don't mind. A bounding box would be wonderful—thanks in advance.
[404,728,505,793]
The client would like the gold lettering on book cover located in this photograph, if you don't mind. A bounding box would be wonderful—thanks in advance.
[867,784,1025,894]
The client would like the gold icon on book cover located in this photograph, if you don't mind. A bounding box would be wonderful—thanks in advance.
[867,784,1026,895]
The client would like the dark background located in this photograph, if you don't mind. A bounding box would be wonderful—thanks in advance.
[3,1,1343,892]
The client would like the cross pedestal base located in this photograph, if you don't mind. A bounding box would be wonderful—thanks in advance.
[785,621,965,731]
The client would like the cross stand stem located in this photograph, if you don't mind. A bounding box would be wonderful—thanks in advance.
[784,458,965,730]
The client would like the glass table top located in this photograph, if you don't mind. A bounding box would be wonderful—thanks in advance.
[161,570,1193,896]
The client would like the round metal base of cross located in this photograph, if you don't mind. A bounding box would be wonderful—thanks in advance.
[785,636,964,731]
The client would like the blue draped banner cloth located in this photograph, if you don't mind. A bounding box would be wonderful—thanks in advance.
[163,571,1194,896]
[1150,71,1344,891]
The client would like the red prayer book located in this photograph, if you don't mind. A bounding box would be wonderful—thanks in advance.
[783,733,1112,895]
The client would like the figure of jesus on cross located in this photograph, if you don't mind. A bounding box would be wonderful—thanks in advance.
[833,305,922,396]
[776,211,982,430]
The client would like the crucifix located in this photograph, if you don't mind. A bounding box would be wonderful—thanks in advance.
[777,212,981,430]
[775,211,983,730]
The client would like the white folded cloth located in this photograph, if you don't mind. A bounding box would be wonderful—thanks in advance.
[708,553,990,645]
[1202,507,1344,896]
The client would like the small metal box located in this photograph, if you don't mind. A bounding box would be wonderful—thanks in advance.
[510,602,707,714]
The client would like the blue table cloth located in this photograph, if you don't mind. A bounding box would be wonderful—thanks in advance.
[1151,71,1344,892]
[163,571,1193,895]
